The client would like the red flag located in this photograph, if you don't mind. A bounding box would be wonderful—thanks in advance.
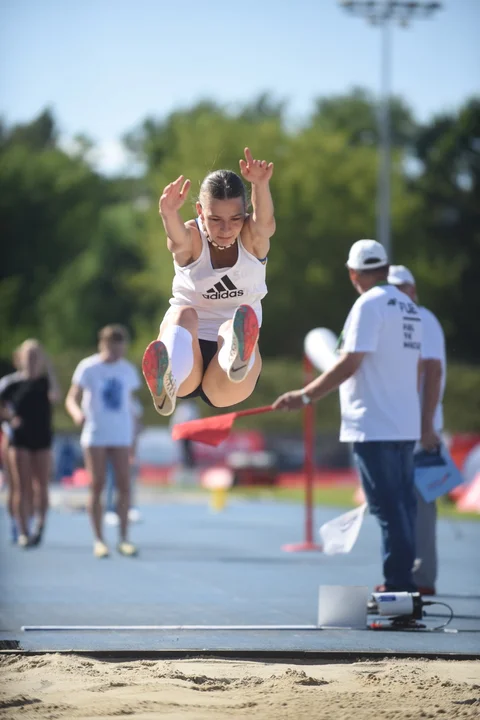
[171,405,274,446]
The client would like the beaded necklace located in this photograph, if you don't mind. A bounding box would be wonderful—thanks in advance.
[202,221,238,251]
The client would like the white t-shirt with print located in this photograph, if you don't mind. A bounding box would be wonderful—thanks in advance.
[419,306,446,432]
[72,354,141,447]
[339,284,423,442]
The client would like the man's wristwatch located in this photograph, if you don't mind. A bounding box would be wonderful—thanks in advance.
[301,391,312,405]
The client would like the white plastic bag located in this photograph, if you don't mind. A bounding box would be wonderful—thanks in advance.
[319,503,368,555]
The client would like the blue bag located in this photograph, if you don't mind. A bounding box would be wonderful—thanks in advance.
[414,446,464,502]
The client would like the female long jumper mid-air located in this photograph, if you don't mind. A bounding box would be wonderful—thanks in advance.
[142,148,275,416]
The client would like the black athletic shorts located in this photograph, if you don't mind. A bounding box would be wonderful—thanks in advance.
[180,339,260,408]
[10,427,52,452]
[181,339,219,407]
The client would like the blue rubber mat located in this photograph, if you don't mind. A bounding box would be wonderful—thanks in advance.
[1,498,479,657]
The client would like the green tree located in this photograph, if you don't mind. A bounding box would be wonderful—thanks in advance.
[0,144,107,353]
[404,98,480,361]
[1,108,57,151]
[39,204,146,350]
[0,111,140,356]
[310,87,417,148]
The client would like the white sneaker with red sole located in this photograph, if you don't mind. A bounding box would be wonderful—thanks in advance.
[225,305,259,383]
[142,340,177,416]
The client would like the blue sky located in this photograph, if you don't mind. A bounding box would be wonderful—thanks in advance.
[1,0,478,173]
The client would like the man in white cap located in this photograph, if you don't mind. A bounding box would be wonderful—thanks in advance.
[274,240,423,593]
[388,264,446,596]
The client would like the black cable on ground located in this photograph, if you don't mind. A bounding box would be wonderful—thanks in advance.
[423,601,454,630]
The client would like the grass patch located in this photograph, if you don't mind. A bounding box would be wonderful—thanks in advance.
[229,486,479,520]
[157,483,480,522]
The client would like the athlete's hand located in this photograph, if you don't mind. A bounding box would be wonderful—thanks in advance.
[272,390,305,411]
[239,148,273,185]
[159,176,191,216]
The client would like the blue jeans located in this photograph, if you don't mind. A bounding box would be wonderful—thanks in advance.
[353,441,417,591]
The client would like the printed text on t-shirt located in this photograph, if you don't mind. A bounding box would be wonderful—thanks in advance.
[399,301,421,350]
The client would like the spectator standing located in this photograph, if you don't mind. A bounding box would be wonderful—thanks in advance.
[0,340,60,548]
[274,240,424,593]
[389,264,446,595]
[65,325,141,558]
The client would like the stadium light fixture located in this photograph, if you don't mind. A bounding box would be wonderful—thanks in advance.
[337,1,442,259]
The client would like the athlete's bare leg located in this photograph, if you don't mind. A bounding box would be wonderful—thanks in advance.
[8,447,33,540]
[201,315,262,407]
[30,449,51,542]
[108,447,131,542]
[1,433,14,525]
[83,446,107,542]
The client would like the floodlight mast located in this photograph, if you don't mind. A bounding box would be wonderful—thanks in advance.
[337,1,442,260]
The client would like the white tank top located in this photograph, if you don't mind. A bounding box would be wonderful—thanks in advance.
[166,220,268,341]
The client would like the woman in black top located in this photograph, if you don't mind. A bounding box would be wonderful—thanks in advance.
[0,340,60,547]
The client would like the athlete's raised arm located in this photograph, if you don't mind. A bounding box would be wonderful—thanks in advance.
[159,175,194,263]
[240,147,275,259]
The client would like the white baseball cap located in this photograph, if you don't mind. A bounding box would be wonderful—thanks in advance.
[346,239,388,271]
[388,265,415,286]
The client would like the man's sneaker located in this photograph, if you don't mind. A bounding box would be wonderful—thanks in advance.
[93,540,110,558]
[225,305,259,383]
[29,526,44,547]
[104,511,120,527]
[417,586,436,596]
[128,507,142,523]
[18,534,30,549]
[117,541,138,557]
[142,340,177,416]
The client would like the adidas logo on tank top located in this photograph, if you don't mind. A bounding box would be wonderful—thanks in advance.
[202,274,244,300]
